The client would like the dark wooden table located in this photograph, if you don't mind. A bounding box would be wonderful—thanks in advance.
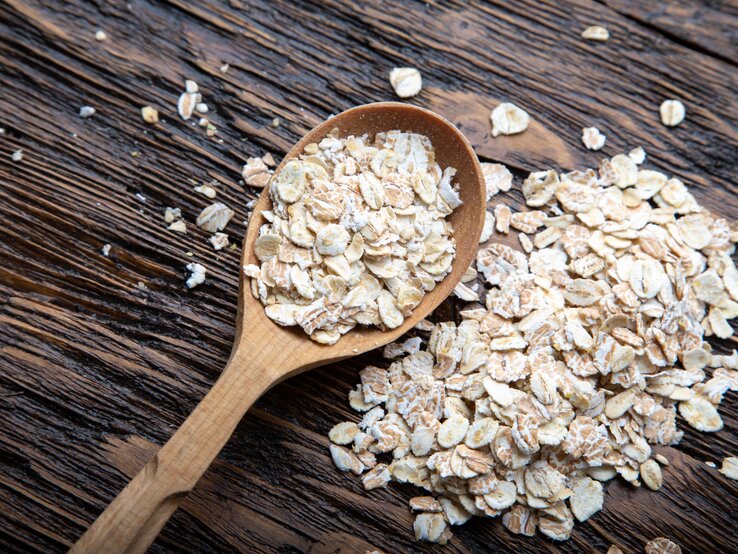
[1,1,737,552]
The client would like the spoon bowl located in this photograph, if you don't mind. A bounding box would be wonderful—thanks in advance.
[72,102,485,553]
[241,102,486,378]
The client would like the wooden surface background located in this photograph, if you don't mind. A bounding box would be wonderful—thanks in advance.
[1,1,736,552]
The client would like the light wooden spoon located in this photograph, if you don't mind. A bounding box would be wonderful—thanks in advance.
[71,102,485,553]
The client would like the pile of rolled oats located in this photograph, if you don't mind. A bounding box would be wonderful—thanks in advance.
[243,129,462,344]
[328,149,737,544]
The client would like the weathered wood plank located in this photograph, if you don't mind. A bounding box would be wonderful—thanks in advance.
[1,0,736,552]
[602,0,738,65]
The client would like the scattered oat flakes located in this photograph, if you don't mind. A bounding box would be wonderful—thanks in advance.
[481,163,513,200]
[519,232,534,253]
[582,127,606,151]
[141,106,159,124]
[329,421,360,445]
[178,93,197,120]
[570,477,604,522]
[414,512,451,544]
[242,156,273,188]
[164,207,181,223]
[94,30,107,41]
[185,262,206,288]
[272,117,281,127]
[168,220,187,233]
[494,204,511,233]
[194,184,217,199]
[659,100,685,127]
[581,25,609,41]
[330,444,363,474]
[389,67,422,98]
[705,461,716,468]
[210,232,229,250]
[262,152,276,167]
[101,244,111,257]
[629,146,646,164]
[607,546,624,554]
[11,149,23,162]
[640,459,663,490]
[196,202,234,232]
[490,102,529,137]
[719,457,738,480]
[363,463,391,490]
[453,282,479,302]
[79,106,96,118]
[409,496,442,512]
[178,80,202,120]
[679,397,723,432]
[480,211,495,243]
[645,537,682,554]
[326,148,738,545]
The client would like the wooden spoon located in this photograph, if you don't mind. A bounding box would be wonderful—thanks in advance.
[71,102,486,553]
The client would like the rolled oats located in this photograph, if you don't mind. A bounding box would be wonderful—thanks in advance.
[481,163,513,200]
[330,444,363,474]
[362,463,391,490]
[480,211,496,243]
[569,477,603,521]
[389,67,422,98]
[327,148,738,545]
[168,220,187,233]
[678,397,723,432]
[197,202,234,232]
[413,512,451,544]
[645,537,682,554]
[719,457,738,480]
[490,102,529,137]
[409,496,443,512]
[494,204,512,234]
[242,156,273,188]
[581,25,609,41]
[329,421,361,445]
[659,100,686,127]
[245,130,460,343]
[141,106,158,124]
[185,262,206,288]
[582,127,606,150]
[640,459,663,490]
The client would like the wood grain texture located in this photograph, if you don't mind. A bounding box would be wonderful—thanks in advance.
[70,102,487,553]
[0,0,736,553]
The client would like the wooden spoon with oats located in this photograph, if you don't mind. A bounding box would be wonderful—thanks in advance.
[72,102,486,553]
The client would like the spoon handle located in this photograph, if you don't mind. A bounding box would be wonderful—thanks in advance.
[70,346,276,554]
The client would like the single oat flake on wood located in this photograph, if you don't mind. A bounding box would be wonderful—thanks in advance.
[581,25,609,41]
[490,102,529,137]
[326,147,738,545]
[389,67,422,98]
[660,100,686,127]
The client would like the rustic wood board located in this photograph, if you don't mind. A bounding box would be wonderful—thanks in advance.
[1,1,736,552]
